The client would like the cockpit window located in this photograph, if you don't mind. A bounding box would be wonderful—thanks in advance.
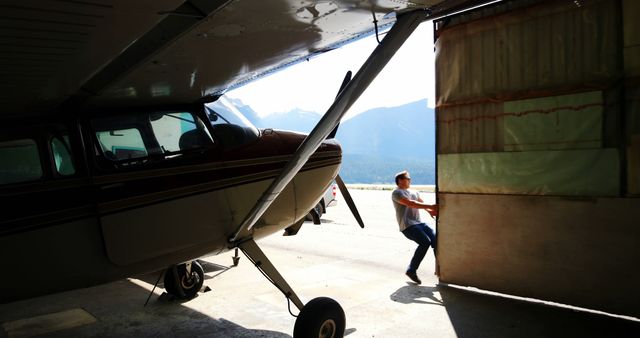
[150,112,213,153]
[206,96,259,148]
[95,128,148,161]
[91,111,213,167]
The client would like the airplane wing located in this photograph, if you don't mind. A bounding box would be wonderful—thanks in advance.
[0,0,495,117]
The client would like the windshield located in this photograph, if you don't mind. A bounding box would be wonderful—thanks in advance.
[205,96,260,148]
[206,96,258,133]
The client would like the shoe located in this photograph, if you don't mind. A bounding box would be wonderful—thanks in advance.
[406,271,421,284]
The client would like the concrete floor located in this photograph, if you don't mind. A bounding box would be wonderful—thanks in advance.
[1,189,639,337]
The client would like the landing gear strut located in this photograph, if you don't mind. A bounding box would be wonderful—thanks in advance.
[238,239,345,338]
[164,260,204,299]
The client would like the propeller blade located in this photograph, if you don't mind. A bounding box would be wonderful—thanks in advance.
[327,71,352,139]
[335,174,364,228]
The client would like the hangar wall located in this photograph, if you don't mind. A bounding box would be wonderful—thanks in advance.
[435,0,640,317]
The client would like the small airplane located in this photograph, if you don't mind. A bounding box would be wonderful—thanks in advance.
[0,1,490,336]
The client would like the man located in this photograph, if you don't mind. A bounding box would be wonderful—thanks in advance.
[391,170,438,285]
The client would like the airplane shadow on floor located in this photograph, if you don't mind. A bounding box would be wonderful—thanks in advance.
[121,280,292,337]
[0,276,293,338]
[390,283,640,338]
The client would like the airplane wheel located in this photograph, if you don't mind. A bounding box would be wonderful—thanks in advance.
[293,297,345,338]
[164,261,204,299]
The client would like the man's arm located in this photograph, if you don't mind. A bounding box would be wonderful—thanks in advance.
[396,198,438,217]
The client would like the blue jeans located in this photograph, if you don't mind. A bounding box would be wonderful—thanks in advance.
[402,223,436,274]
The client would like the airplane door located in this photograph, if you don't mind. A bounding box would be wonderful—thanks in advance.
[89,111,231,267]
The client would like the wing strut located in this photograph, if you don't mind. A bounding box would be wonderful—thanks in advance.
[230,9,429,242]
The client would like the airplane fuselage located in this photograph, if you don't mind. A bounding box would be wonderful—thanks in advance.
[0,106,341,302]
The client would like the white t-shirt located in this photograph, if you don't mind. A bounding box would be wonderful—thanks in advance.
[391,188,422,231]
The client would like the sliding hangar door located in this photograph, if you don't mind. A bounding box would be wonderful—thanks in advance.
[434,0,640,317]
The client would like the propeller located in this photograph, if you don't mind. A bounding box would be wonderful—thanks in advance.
[328,71,365,228]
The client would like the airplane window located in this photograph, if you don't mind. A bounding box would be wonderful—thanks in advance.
[92,111,214,168]
[95,128,148,161]
[0,138,43,185]
[149,112,213,153]
[51,136,76,176]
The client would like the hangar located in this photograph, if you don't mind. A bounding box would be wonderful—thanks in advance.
[0,0,638,336]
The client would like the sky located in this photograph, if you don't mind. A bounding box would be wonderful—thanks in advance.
[226,21,436,121]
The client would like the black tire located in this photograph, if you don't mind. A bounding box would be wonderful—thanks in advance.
[164,261,204,299]
[163,268,178,296]
[293,297,345,338]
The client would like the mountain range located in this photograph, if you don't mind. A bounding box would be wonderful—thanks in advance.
[226,98,436,184]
